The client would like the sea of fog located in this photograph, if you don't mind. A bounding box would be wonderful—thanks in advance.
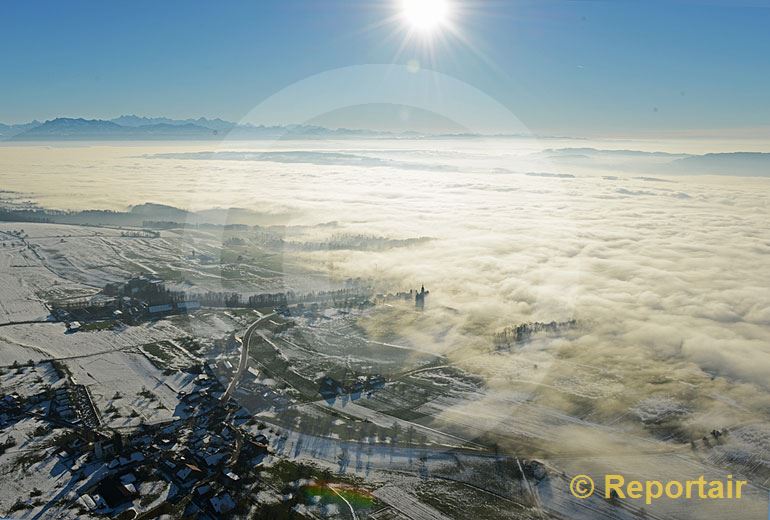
[2,138,770,517]
[1,138,769,388]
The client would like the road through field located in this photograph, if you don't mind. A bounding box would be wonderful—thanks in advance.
[221,312,275,402]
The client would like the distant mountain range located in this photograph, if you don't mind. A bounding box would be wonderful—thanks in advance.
[4,118,769,176]
[0,116,435,141]
[110,115,237,131]
[542,147,770,177]
[0,120,44,139]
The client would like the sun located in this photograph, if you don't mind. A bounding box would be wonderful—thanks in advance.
[400,0,451,34]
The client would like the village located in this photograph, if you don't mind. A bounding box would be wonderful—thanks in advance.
[2,352,280,518]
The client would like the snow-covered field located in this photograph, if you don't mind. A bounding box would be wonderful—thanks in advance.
[0,223,128,294]
[64,350,198,427]
[0,321,187,363]
[0,234,52,323]
[0,221,320,307]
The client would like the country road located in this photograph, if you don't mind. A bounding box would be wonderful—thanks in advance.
[220,312,275,403]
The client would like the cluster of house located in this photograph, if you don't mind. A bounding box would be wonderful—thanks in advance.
[0,391,31,448]
[0,392,23,412]
[0,364,100,433]
[231,366,294,412]
[51,386,79,423]
[72,368,271,519]
[53,275,202,330]
[318,373,387,403]
[0,359,272,519]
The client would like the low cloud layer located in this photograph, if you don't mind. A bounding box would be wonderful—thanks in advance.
[2,140,769,459]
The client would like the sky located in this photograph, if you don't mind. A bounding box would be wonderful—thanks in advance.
[2,0,770,137]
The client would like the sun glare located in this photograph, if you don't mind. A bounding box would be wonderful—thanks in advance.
[401,0,450,33]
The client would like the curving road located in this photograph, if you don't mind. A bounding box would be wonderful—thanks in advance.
[220,312,275,403]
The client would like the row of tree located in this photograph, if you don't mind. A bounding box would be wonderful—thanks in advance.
[493,319,579,347]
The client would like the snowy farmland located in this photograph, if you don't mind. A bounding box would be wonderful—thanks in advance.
[0,221,328,307]
[0,232,53,323]
[0,321,187,363]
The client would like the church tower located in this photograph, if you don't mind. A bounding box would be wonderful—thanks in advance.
[415,285,429,309]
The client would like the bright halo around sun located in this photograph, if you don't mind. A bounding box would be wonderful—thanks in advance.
[401,0,451,34]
